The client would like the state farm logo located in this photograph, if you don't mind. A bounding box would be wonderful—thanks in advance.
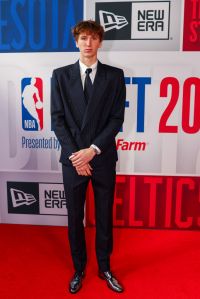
[95,1,170,40]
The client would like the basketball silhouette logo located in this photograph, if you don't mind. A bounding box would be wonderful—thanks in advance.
[21,77,43,131]
[35,101,43,110]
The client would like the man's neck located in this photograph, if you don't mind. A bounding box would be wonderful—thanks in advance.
[79,56,97,67]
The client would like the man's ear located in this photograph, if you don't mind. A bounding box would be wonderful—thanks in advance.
[75,39,79,48]
[99,41,102,48]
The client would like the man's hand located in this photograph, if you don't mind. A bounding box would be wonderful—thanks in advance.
[70,148,96,168]
[75,163,93,176]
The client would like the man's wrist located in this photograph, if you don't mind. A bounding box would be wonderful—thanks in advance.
[90,144,101,155]
[90,146,97,156]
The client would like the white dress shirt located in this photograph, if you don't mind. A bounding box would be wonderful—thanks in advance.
[79,60,98,87]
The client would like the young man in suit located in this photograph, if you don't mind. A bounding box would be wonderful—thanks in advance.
[51,20,126,294]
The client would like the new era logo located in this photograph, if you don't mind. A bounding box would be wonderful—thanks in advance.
[7,182,67,216]
[95,1,170,41]
[10,188,37,207]
[99,10,128,32]
[7,182,39,214]
[95,2,132,40]
[131,1,170,39]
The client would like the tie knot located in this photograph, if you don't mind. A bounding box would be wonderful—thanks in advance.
[85,68,92,75]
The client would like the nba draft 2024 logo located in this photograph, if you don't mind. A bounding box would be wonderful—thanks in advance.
[21,77,43,131]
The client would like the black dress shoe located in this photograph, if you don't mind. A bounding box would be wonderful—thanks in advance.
[69,271,84,294]
[99,270,124,293]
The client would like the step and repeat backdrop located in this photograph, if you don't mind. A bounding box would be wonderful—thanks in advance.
[0,0,200,229]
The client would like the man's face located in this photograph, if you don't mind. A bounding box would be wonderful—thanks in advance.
[76,31,102,59]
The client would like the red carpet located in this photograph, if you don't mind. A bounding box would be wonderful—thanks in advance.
[0,224,200,299]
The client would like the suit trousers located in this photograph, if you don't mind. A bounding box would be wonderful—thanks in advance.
[62,159,116,273]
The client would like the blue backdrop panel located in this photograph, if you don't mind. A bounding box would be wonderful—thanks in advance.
[0,0,83,52]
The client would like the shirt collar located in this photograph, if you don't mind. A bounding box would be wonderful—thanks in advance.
[79,60,98,76]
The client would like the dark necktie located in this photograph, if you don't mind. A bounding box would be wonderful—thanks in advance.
[84,68,93,104]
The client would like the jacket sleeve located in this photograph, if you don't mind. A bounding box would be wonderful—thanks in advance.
[51,70,78,157]
[92,69,126,152]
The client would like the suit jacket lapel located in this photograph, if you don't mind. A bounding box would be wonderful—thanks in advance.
[69,61,87,128]
[81,61,107,130]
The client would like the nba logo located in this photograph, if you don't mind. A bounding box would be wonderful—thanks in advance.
[21,77,43,131]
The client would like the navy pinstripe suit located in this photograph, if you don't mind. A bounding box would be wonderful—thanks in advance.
[51,60,126,273]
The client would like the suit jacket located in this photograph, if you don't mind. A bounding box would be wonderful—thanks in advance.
[51,60,126,166]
